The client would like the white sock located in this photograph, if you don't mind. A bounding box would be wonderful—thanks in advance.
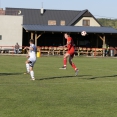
[26,64,30,73]
[30,71,34,79]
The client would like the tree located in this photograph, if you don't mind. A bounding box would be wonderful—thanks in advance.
[97,18,117,29]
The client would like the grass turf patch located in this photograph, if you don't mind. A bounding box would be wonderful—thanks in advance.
[0,56,117,117]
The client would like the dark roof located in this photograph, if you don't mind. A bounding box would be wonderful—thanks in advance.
[23,25,117,34]
[67,10,88,25]
[5,8,93,26]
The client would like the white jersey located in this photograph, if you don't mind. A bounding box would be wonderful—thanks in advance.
[29,44,37,60]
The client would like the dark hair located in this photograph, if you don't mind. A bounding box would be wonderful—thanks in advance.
[64,32,70,36]
[29,39,34,43]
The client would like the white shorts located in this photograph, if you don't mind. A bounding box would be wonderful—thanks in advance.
[28,58,36,67]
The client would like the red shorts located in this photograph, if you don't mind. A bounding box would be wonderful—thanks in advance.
[67,49,75,58]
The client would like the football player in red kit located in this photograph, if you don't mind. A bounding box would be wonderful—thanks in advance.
[59,33,78,76]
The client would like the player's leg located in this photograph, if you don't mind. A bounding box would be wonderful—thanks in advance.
[63,53,70,68]
[24,60,30,74]
[59,52,70,69]
[29,61,36,80]
[69,54,79,76]
[29,66,35,80]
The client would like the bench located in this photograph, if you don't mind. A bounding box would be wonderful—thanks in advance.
[78,48,103,56]
[0,48,22,54]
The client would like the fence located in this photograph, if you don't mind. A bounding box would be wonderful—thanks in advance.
[0,46,116,57]
[0,46,23,54]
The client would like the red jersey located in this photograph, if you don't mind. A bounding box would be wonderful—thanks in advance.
[67,37,74,50]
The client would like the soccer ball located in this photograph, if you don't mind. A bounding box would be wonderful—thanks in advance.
[81,31,87,36]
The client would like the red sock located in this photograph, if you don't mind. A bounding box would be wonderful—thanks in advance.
[71,63,78,71]
[63,58,67,67]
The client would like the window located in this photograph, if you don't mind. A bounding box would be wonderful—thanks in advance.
[60,20,65,26]
[0,35,2,40]
[82,20,90,26]
[48,20,56,25]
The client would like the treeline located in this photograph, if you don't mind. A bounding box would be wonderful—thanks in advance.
[97,18,117,29]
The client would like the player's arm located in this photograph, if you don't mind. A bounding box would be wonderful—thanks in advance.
[67,40,71,45]
[27,47,34,51]
[29,46,34,50]
[64,39,71,47]
[24,46,34,51]
[23,47,30,58]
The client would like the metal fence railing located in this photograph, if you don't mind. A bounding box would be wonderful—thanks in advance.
[0,46,116,57]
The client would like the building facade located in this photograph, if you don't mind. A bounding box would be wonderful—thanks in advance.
[0,7,117,53]
[0,15,23,48]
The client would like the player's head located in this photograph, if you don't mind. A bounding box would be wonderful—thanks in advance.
[29,39,34,44]
[64,33,70,39]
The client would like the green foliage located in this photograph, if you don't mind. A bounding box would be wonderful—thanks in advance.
[1,56,117,117]
[98,18,117,29]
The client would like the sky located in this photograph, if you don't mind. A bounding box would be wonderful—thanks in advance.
[0,0,117,19]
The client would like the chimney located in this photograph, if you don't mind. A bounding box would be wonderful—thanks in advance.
[0,8,3,10]
[0,8,5,15]
[40,2,44,15]
[40,7,44,14]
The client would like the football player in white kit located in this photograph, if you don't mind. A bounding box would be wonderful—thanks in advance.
[24,39,37,80]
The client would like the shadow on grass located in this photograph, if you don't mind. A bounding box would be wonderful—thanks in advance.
[0,73,23,76]
[86,75,117,80]
[39,75,92,80]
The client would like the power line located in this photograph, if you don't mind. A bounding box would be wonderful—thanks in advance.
[94,15,117,19]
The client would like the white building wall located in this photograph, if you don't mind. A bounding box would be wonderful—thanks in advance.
[75,17,101,27]
[0,15,23,48]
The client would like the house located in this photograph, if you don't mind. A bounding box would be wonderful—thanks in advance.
[0,8,23,49]
[0,7,117,55]
[5,8,101,27]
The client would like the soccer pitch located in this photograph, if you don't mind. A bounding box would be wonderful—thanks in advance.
[0,56,117,117]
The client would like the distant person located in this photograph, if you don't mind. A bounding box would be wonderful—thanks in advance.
[105,45,109,56]
[24,39,37,81]
[59,33,79,76]
[14,43,20,54]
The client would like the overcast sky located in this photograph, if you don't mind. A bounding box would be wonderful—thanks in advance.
[1,0,117,19]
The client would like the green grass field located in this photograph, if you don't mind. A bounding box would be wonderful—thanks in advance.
[0,56,117,117]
